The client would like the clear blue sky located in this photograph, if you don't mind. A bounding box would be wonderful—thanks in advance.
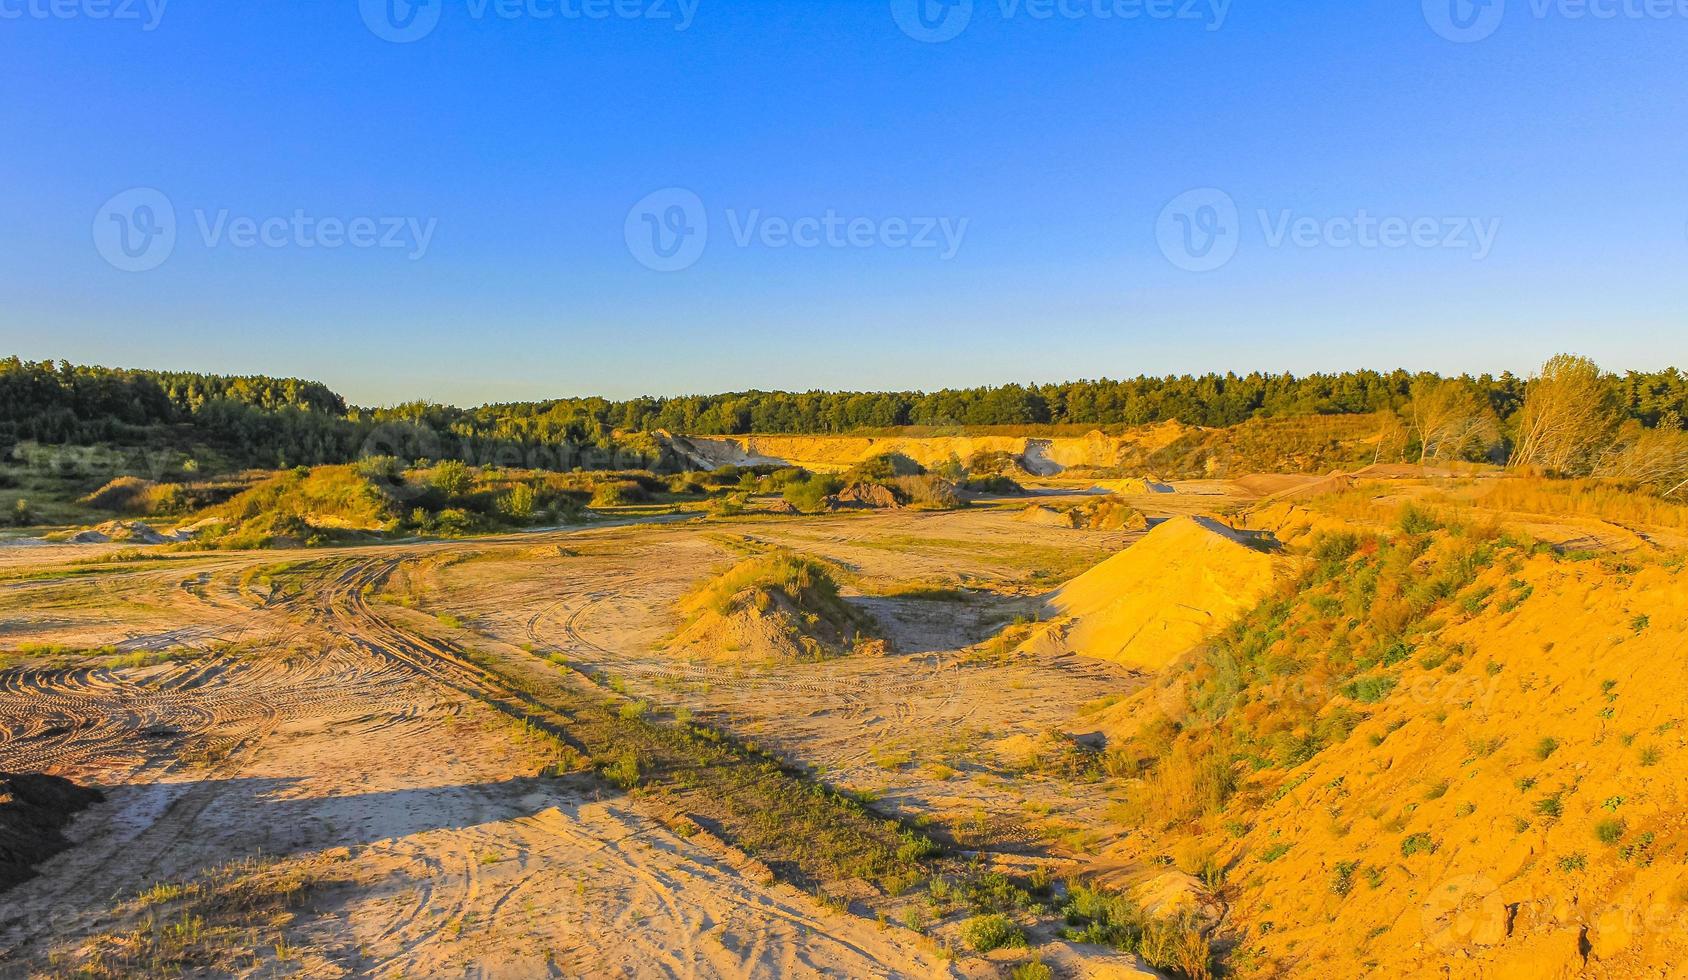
[2,0,1684,406]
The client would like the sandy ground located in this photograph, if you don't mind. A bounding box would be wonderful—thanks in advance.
[7,473,1683,977]
[1,497,1216,978]
[0,523,986,977]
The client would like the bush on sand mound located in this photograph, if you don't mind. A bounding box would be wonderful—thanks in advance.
[1014,497,1147,531]
[669,552,881,662]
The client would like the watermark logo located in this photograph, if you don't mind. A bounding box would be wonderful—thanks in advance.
[891,0,974,42]
[93,188,177,273]
[625,189,970,271]
[895,0,1229,41]
[360,0,700,42]
[0,0,168,30]
[1424,0,1507,42]
[93,188,439,271]
[359,0,442,43]
[1157,189,1502,271]
[1426,0,1688,41]
[626,188,709,272]
[1157,188,1239,273]
[1420,874,1507,949]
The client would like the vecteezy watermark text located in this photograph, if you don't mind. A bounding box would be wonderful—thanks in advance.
[0,0,166,29]
[624,188,969,272]
[893,0,1229,43]
[725,210,968,258]
[1156,188,1501,272]
[93,188,438,272]
[359,0,699,43]
[1424,0,1688,43]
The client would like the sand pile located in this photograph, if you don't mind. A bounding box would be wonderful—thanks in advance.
[1020,517,1287,669]
[826,482,905,510]
[1243,500,1363,549]
[78,476,157,513]
[1015,499,1148,532]
[1015,504,1074,528]
[1,773,102,892]
[668,554,880,662]
[1093,477,1175,495]
[66,520,168,545]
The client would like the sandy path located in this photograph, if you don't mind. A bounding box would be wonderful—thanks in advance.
[0,542,949,978]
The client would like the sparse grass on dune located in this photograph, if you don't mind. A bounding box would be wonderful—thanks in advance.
[680,551,852,620]
[1101,493,1688,976]
[672,551,880,661]
[1290,476,1688,551]
[61,853,351,978]
[423,629,939,895]
[1465,476,1688,530]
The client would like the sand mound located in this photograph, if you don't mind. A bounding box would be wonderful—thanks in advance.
[1,773,103,892]
[1020,517,1287,669]
[1016,504,1075,528]
[1230,473,1326,497]
[826,482,905,510]
[78,476,157,513]
[669,554,879,662]
[670,588,878,662]
[1244,501,1366,549]
[67,520,167,545]
[1015,499,1148,532]
[1093,477,1174,495]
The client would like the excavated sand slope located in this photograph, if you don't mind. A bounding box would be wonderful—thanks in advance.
[1023,516,1289,670]
[663,424,1191,476]
[1217,554,1688,978]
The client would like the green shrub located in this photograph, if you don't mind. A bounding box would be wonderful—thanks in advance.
[590,480,650,507]
[962,474,1025,495]
[846,453,925,482]
[1400,833,1437,857]
[1398,503,1443,535]
[603,749,642,789]
[782,474,845,513]
[1010,960,1054,980]
[430,459,473,497]
[1330,861,1358,896]
[961,914,1027,952]
[356,455,405,483]
[1310,532,1362,562]
[1595,818,1626,846]
[1343,674,1398,704]
[498,483,537,520]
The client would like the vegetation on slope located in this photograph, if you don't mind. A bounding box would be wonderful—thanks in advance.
[1099,498,1688,977]
[199,461,708,548]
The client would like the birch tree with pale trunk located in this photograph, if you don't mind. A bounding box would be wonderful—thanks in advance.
[1508,355,1620,475]
[1407,378,1501,463]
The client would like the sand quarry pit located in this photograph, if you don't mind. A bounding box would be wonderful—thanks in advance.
[0,493,1239,978]
[7,469,1678,977]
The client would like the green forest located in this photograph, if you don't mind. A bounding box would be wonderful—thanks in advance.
[4,356,1686,473]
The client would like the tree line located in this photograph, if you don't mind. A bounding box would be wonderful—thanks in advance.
[3,356,1685,484]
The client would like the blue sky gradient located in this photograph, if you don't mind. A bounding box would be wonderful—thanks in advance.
[2,0,1685,406]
